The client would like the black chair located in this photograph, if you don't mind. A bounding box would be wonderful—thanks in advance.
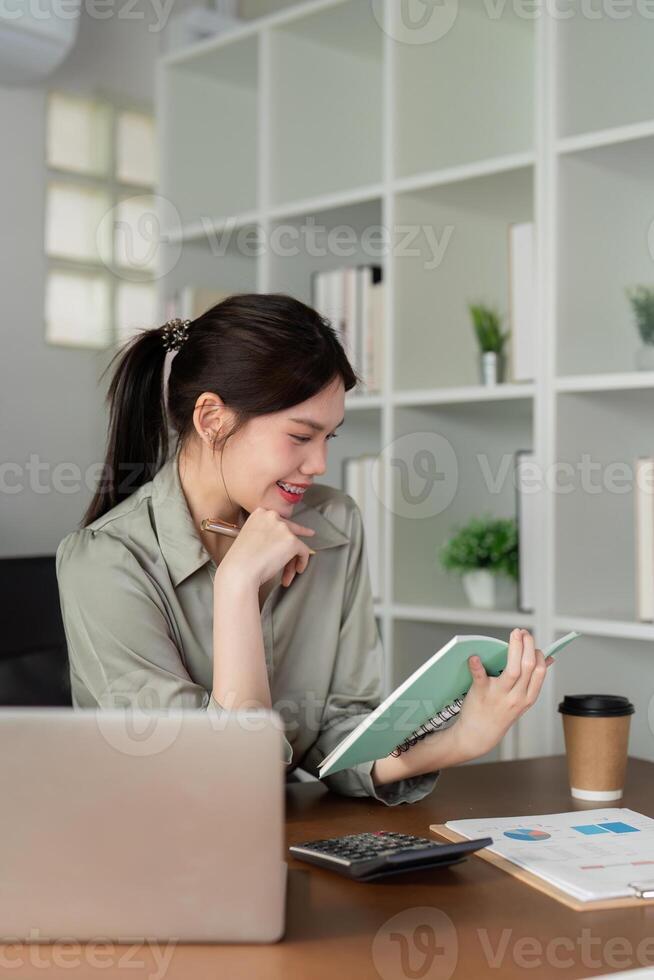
[0,555,72,706]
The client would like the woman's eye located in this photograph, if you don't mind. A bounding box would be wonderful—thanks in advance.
[291,434,338,444]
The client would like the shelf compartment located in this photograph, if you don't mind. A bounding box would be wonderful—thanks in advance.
[323,403,382,500]
[556,372,654,394]
[393,384,534,407]
[268,0,383,207]
[266,197,384,397]
[393,164,534,391]
[394,152,536,196]
[392,604,533,629]
[556,388,654,623]
[391,399,533,608]
[159,35,259,227]
[267,184,384,222]
[556,7,654,139]
[267,196,383,300]
[393,0,534,179]
[159,220,261,315]
[163,210,261,246]
[557,119,654,157]
[555,615,654,643]
[556,135,654,378]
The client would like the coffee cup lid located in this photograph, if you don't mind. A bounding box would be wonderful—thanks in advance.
[558,694,635,717]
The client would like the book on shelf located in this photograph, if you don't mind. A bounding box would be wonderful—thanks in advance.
[164,286,231,322]
[635,456,654,622]
[318,631,582,778]
[515,450,537,614]
[342,454,383,602]
[508,221,535,383]
[311,264,384,395]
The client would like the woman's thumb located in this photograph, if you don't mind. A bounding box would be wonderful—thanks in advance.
[468,655,488,687]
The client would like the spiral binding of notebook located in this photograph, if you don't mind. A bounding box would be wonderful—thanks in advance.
[389,695,467,757]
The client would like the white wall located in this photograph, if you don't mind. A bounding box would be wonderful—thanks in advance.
[0,0,198,557]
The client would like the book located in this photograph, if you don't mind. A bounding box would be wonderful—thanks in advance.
[442,808,654,904]
[311,264,383,394]
[635,456,654,622]
[318,630,582,778]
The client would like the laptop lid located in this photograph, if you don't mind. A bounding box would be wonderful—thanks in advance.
[0,708,287,944]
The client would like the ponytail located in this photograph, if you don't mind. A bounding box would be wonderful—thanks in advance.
[81,326,169,527]
[82,292,359,529]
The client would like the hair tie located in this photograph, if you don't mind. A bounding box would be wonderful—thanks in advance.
[161,318,191,353]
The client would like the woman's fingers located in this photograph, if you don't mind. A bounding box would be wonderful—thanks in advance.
[282,549,311,587]
[498,629,525,691]
[280,519,317,538]
[281,557,297,587]
[525,648,548,706]
[512,629,537,697]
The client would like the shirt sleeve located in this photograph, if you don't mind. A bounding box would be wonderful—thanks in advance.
[56,529,293,765]
[296,499,440,806]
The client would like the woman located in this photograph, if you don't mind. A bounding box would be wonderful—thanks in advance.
[56,293,551,807]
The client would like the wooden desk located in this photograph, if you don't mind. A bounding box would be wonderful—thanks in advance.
[4,756,654,979]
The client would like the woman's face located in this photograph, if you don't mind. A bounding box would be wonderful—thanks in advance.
[224,377,346,516]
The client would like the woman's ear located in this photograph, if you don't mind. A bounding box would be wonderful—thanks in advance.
[193,392,226,441]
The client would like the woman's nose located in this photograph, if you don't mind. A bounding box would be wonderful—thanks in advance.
[305,442,328,477]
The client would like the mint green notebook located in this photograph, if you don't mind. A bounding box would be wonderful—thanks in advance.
[318,631,582,778]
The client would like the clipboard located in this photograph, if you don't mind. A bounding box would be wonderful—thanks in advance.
[430,824,654,912]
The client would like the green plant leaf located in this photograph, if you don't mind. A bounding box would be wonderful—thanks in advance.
[468,301,510,353]
[439,514,519,580]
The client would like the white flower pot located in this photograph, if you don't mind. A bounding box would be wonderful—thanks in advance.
[462,570,516,610]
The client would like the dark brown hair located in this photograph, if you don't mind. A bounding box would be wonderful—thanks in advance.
[82,292,359,527]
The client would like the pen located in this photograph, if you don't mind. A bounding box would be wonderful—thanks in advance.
[201,518,316,555]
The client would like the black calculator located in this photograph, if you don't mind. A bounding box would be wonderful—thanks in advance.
[288,831,492,881]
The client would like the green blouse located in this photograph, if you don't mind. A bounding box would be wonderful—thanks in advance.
[56,449,440,806]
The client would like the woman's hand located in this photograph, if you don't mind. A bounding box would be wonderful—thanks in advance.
[452,628,554,762]
[215,507,316,590]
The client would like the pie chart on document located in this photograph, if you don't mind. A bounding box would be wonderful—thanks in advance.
[503,828,551,842]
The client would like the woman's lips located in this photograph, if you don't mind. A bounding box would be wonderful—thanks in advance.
[276,482,304,503]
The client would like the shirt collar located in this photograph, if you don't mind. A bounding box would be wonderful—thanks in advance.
[151,451,350,588]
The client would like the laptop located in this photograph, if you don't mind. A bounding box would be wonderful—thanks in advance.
[0,708,287,943]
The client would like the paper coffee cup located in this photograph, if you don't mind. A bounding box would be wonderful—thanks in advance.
[558,694,634,802]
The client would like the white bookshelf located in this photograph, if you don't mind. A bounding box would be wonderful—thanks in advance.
[157,0,654,763]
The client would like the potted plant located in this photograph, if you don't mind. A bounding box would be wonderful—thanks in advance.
[626,285,654,371]
[439,515,519,610]
[468,302,510,385]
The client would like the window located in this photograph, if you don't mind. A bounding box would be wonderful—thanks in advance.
[45,92,159,349]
